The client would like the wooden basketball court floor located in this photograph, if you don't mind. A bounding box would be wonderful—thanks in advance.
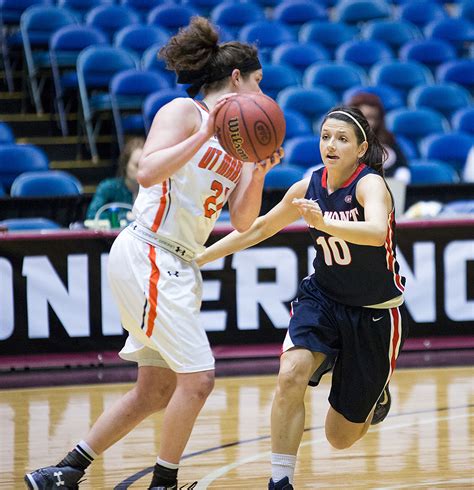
[0,366,472,489]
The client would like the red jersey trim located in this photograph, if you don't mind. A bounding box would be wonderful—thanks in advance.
[321,163,367,189]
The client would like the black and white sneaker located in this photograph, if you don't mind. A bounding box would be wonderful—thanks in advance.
[268,476,294,489]
[24,465,84,489]
[371,384,391,425]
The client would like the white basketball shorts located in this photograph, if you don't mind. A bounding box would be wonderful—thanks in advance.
[107,229,215,373]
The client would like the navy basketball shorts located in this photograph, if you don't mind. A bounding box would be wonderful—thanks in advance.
[287,277,408,424]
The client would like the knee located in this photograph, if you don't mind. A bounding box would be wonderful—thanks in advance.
[276,364,309,398]
[134,378,175,412]
[186,371,215,402]
[325,428,359,450]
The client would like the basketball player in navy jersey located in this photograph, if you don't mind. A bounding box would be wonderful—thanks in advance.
[197,106,408,489]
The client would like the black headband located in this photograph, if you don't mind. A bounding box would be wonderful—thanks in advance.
[177,57,262,97]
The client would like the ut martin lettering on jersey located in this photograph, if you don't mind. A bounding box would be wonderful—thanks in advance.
[132,101,243,254]
[306,164,406,306]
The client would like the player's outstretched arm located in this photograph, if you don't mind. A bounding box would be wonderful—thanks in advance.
[226,148,284,232]
[196,178,309,266]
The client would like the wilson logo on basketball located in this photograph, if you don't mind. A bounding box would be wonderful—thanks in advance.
[228,117,249,161]
[254,121,271,146]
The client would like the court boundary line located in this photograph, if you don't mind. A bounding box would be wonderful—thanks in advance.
[114,403,473,489]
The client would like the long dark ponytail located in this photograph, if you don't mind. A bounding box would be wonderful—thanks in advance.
[321,105,387,175]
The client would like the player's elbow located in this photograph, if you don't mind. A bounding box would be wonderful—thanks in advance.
[136,170,152,188]
[231,217,252,233]
[372,228,387,247]
[137,158,156,188]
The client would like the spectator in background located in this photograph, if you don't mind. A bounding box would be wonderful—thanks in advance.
[347,92,410,184]
[86,137,144,220]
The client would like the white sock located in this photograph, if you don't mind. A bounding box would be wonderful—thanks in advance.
[156,457,179,470]
[78,440,99,460]
[271,452,296,484]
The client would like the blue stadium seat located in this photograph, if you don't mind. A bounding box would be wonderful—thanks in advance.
[20,5,78,114]
[283,135,321,169]
[260,63,300,100]
[299,21,357,58]
[77,46,138,161]
[436,60,474,95]
[361,19,421,53]
[110,69,170,150]
[419,132,474,173]
[1,0,55,92]
[86,4,140,42]
[304,61,367,99]
[147,4,198,35]
[120,0,167,21]
[58,0,113,21]
[370,60,434,101]
[396,135,419,160]
[10,170,83,197]
[264,164,306,189]
[114,24,168,57]
[141,43,175,85]
[336,39,393,71]
[460,0,474,22]
[335,0,391,24]
[277,86,338,124]
[273,0,328,33]
[252,0,283,7]
[398,1,447,28]
[1,0,53,26]
[408,83,472,119]
[272,42,330,75]
[399,38,456,72]
[0,122,15,144]
[343,84,405,111]
[50,25,108,136]
[182,0,223,16]
[424,17,474,53]
[408,159,459,184]
[0,144,49,190]
[385,108,449,145]
[238,21,295,62]
[283,109,313,140]
[210,2,265,38]
[143,88,188,132]
[0,218,61,231]
[451,107,474,135]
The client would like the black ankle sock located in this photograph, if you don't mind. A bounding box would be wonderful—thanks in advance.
[57,447,93,471]
[149,463,178,486]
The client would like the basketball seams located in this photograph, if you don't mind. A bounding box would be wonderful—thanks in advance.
[250,98,279,151]
[214,93,285,162]
[241,93,284,159]
[236,98,261,161]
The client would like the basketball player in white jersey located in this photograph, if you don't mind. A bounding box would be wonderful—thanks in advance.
[25,17,282,490]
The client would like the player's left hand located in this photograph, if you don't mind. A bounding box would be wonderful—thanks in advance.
[253,147,284,175]
[292,197,324,229]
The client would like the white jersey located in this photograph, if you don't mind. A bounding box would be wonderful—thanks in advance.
[132,99,243,254]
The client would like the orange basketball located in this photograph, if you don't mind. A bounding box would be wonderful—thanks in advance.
[214,93,286,162]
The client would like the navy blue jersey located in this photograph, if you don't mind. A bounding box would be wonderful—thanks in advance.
[305,163,405,306]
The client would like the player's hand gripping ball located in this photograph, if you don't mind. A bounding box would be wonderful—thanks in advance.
[213,93,286,162]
